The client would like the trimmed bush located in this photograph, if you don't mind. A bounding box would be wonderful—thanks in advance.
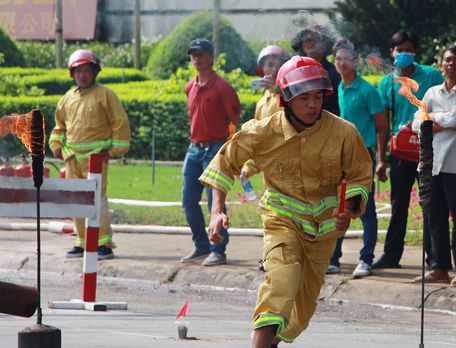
[0,67,150,95]
[147,11,256,78]
[0,93,257,160]
[0,28,25,67]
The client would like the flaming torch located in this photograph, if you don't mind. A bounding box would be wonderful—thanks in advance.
[0,110,61,346]
[396,77,433,348]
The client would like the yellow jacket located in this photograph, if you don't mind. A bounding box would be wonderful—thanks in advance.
[200,111,372,239]
[254,88,282,121]
[49,83,131,160]
[243,89,283,177]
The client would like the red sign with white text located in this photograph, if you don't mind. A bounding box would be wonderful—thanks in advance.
[0,0,97,40]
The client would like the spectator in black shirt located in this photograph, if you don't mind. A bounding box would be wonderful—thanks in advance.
[291,25,341,115]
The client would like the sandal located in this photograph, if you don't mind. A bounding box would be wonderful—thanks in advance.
[451,277,456,287]
[411,271,450,284]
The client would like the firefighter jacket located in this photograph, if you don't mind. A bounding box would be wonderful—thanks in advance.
[254,88,282,121]
[49,83,131,160]
[200,110,373,239]
[242,89,283,177]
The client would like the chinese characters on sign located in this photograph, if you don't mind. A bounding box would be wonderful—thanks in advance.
[0,0,97,40]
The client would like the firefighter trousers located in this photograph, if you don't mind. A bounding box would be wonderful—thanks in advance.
[65,156,115,248]
[253,211,341,342]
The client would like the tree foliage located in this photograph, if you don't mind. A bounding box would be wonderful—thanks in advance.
[331,0,456,64]
[15,40,158,69]
[146,11,256,79]
[0,28,25,67]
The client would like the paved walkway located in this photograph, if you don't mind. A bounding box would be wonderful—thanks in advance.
[0,217,454,315]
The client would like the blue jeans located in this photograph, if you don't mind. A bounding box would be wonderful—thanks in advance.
[182,143,229,256]
[330,181,378,267]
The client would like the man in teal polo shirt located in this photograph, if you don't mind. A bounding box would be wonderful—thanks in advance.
[374,30,444,269]
[327,39,388,277]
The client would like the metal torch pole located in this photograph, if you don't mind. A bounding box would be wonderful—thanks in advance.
[418,120,434,348]
[36,184,42,325]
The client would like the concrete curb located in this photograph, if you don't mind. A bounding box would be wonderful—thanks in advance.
[0,221,388,238]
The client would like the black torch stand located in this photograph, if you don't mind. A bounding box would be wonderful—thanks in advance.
[18,186,61,348]
[417,120,434,348]
[18,112,61,347]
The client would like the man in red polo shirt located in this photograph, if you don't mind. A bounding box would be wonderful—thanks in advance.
[181,38,241,266]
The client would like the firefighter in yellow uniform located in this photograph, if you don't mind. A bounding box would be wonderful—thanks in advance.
[242,45,288,180]
[254,45,288,121]
[49,49,131,260]
[200,56,372,348]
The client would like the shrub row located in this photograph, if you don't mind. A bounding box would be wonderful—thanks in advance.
[0,67,150,96]
[0,93,257,161]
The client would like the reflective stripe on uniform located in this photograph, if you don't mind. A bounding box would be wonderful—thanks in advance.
[276,333,295,343]
[262,189,338,217]
[49,133,65,142]
[98,234,113,246]
[77,234,113,248]
[259,188,355,238]
[66,139,112,151]
[259,197,317,235]
[346,185,369,203]
[200,167,234,193]
[61,138,117,160]
[112,139,130,148]
[253,312,286,335]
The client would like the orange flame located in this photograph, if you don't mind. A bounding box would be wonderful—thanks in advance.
[395,77,432,121]
[0,111,45,155]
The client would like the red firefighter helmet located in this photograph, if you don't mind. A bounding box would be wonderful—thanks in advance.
[68,49,101,78]
[275,56,333,106]
[257,45,288,77]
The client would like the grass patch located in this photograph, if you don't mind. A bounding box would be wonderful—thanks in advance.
[106,162,265,228]
[43,161,442,246]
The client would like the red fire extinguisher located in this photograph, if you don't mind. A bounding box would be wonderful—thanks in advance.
[59,167,66,178]
[0,163,15,176]
[15,162,32,177]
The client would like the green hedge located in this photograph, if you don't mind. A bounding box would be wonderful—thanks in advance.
[0,65,383,160]
[0,67,150,95]
[0,93,258,160]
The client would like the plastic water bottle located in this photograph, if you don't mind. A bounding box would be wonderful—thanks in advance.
[241,178,256,201]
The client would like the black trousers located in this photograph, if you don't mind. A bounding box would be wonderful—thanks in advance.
[382,156,432,264]
[430,172,456,270]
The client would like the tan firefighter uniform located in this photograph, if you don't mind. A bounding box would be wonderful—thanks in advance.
[255,88,283,121]
[200,110,372,342]
[49,83,131,248]
[242,89,283,178]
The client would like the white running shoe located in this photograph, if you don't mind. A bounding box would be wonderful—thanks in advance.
[352,260,372,278]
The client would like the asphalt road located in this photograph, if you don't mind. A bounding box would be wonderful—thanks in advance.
[0,221,455,348]
[1,269,455,348]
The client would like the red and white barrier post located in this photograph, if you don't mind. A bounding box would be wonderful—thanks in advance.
[48,154,127,311]
[82,154,102,304]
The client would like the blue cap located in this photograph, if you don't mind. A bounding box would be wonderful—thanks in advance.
[188,38,214,55]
